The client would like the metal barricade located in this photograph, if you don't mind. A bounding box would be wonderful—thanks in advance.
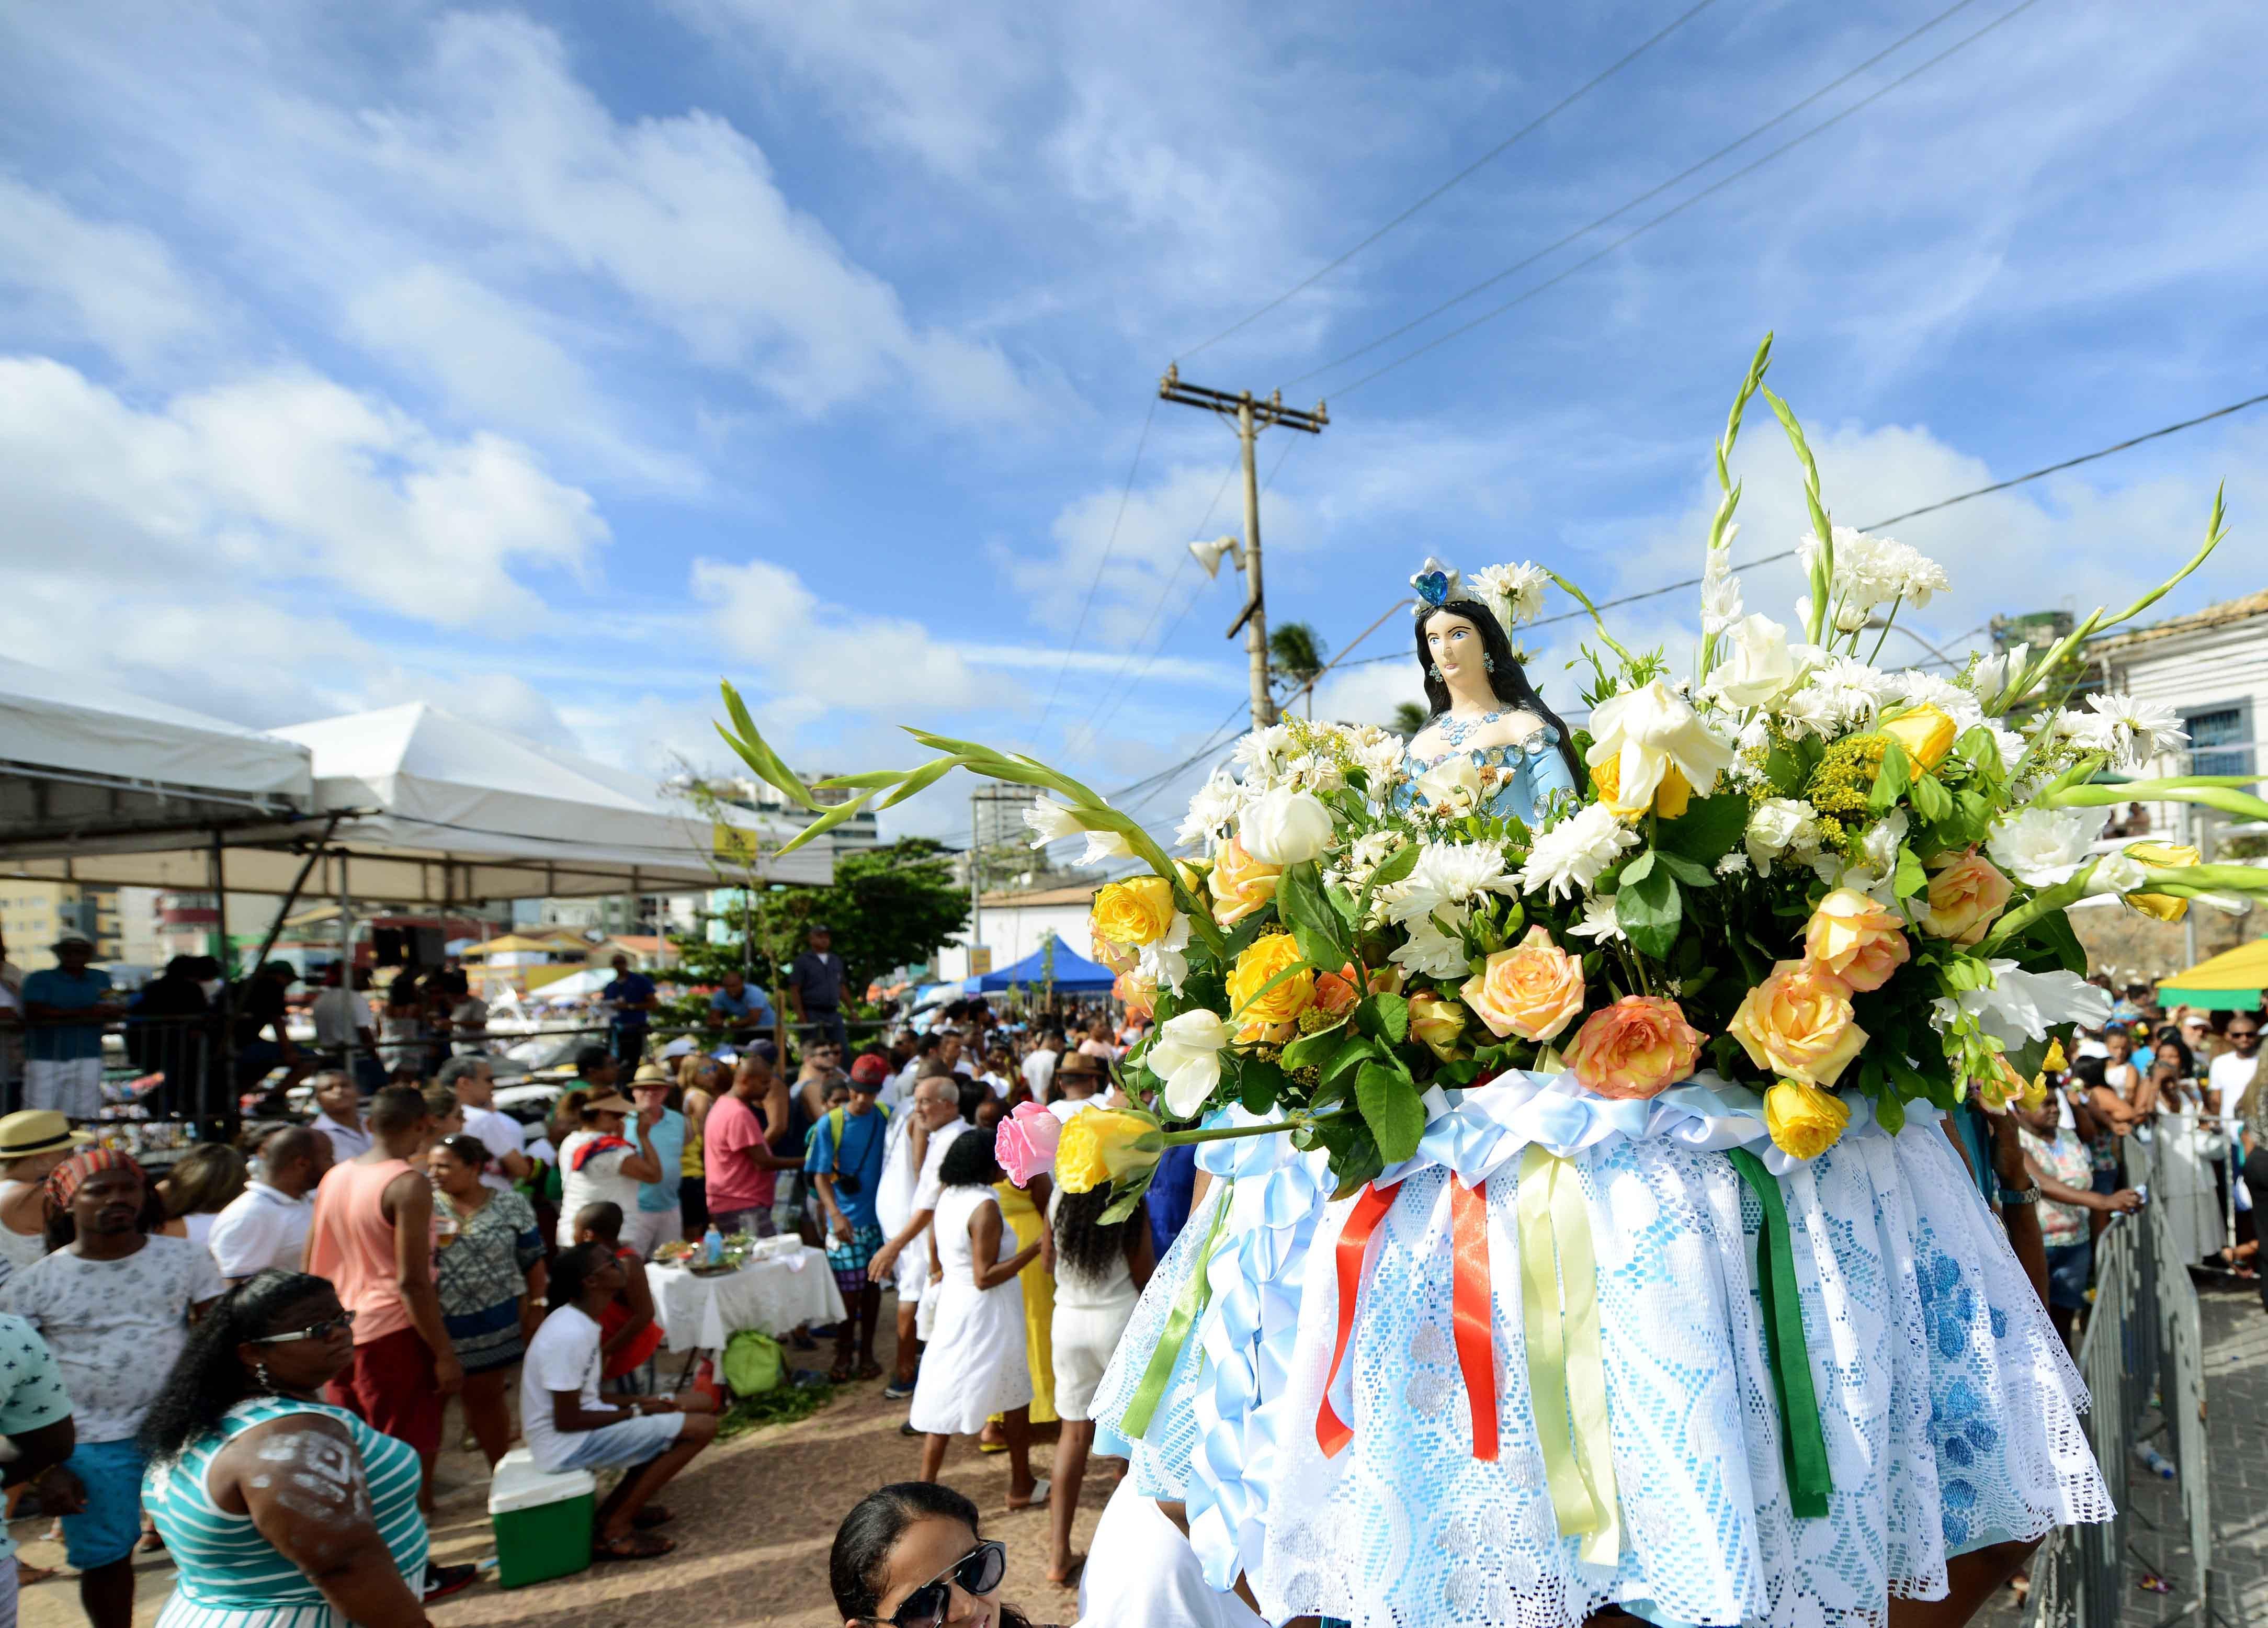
[2029,1131,2215,1628]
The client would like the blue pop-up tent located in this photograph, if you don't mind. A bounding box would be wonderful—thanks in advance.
[974,936,1118,993]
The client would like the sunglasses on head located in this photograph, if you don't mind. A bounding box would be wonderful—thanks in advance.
[869,1540,1006,1628]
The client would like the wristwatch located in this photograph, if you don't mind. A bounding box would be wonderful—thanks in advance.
[1999,1183,2040,1206]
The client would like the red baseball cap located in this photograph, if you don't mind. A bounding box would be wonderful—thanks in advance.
[850,1053,891,1088]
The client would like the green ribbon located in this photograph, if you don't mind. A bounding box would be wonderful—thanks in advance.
[1727,1147,1832,1519]
[1119,1179,1232,1441]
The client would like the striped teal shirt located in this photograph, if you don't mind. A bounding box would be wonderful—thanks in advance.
[142,1398,428,1612]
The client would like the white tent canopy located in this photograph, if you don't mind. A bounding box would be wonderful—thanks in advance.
[2,694,830,901]
[0,655,314,854]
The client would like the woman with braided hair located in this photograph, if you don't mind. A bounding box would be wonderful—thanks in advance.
[139,1269,444,1628]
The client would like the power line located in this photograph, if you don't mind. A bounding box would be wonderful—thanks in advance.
[1283,0,1984,391]
[1320,383,2268,671]
[1318,0,2047,401]
[1033,396,1156,742]
[1175,0,1726,363]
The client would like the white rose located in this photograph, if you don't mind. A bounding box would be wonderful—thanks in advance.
[1744,797,1822,872]
[1705,613,1797,708]
[1240,787,1334,865]
[1148,1009,1232,1117]
[1584,679,1735,809]
[1412,754,1483,814]
[1986,806,2103,887]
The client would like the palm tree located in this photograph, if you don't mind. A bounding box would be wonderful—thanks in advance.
[1269,622,1328,717]
[1390,701,1427,739]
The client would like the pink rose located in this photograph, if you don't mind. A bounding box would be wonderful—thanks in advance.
[1460,926,1585,1043]
[995,1101,1062,1188]
[1920,849,2012,946]
[1566,995,1705,1100]
[1802,887,1912,992]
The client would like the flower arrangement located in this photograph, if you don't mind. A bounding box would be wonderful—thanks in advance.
[714,335,2266,1213]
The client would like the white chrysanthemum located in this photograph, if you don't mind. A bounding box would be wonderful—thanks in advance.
[1774,653,1894,740]
[1516,805,1639,901]
[1389,913,1475,980]
[1986,806,2104,886]
[1569,894,1626,943]
[1345,726,1407,793]
[2071,692,2188,771]
[1232,723,1294,788]
[1470,561,1551,628]
[1176,771,1246,851]
[1715,850,1750,877]
[1888,670,1984,736]
[1744,797,1823,874]
[1387,840,1515,926]
[1821,808,1908,904]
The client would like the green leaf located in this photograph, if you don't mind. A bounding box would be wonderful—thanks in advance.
[1368,842,1422,889]
[1276,862,1350,970]
[1869,740,1912,814]
[1325,882,1359,928]
[1282,1026,1347,1075]
[1654,793,1753,865]
[1355,1061,1426,1165]
[1238,1053,1287,1115]
[1653,851,1716,888]
[1617,864,1682,960]
[1620,849,1657,885]
[1324,1034,1378,1083]
[1875,1093,1906,1135]
[1893,845,1927,899]
[2025,908,2090,976]
[1954,726,2004,778]
[1908,770,1952,824]
[1370,990,1410,1045]
[1096,1163,1158,1226]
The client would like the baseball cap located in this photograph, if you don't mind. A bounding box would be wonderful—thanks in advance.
[850,1053,891,1088]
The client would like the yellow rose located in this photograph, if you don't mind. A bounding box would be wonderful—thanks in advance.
[1764,1079,1851,1160]
[1408,992,1469,1061]
[1226,933,1314,1043]
[1209,835,1284,929]
[1590,754,1692,820]
[1919,849,2012,945]
[1052,1106,1161,1195]
[1880,704,1956,771]
[1728,959,1867,1088]
[1461,925,1586,1042]
[1091,876,1177,948]
[1802,887,1912,993]
[2124,841,2200,923]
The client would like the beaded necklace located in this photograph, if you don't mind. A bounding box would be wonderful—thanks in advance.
[1436,708,1507,748]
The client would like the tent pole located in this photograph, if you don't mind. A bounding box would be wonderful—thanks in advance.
[337,851,355,1094]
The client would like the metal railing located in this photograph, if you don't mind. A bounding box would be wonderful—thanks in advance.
[2027,1130,2216,1628]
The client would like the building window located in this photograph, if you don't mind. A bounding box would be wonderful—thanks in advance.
[2182,702,2254,782]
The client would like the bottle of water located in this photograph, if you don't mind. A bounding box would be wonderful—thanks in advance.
[703,1222,724,1265]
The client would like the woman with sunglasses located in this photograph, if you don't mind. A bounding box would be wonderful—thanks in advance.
[139,1270,439,1628]
[831,1482,1051,1628]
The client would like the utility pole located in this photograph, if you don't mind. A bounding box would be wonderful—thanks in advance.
[1160,367,1327,730]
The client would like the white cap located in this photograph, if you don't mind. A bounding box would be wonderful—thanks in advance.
[661,1036,696,1059]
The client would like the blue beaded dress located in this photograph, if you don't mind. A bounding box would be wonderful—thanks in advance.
[1396,718,1578,826]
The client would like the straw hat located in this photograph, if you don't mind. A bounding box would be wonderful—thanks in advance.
[0,1110,94,1160]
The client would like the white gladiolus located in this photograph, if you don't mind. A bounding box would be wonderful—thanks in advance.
[1986,806,2104,886]
[1137,911,1194,994]
[1148,1009,1232,1117]
[1584,680,1735,810]
[1517,804,1640,901]
[1240,787,1334,865]
[1705,613,1798,708]
[1933,960,2111,1049]
[1024,795,1133,865]
[2084,851,2153,897]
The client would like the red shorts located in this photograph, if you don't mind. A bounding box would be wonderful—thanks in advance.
[325,1325,443,1461]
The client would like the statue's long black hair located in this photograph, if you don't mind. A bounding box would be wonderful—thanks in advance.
[139,1271,334,1462]
[1414,597,1584,784]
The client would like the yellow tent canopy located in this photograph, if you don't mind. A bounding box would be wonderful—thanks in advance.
[2158,938,2268,1011]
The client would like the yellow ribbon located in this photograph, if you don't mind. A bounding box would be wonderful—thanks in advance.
[1515,1145,1620,1566]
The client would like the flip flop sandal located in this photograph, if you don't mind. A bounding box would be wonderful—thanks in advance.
[595,1531,677,1562]
[855,1362,885,1382]
[631,1505,674,1530]
[1007,1478,1051,1511]
[978,1440,1008,1454]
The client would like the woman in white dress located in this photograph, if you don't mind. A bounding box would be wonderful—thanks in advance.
[908,1130,1046,1507]
[1046,1182,1153,1586]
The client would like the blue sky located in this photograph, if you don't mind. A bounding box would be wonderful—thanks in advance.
[4,0,2264,852]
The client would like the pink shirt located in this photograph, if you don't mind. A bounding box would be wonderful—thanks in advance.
[304,1157,419,1344]
[704,1092,776,1212]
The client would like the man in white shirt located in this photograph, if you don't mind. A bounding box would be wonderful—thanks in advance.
[209,1126,327,1281]
[1020,1030,1061,1102]
[307,1070,373,1164]
[310,966,375,1054]
[436,1056,530,1194]
[2208,1012,2262,1133]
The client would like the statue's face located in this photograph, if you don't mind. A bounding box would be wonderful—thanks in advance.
[1423,610,1484,687]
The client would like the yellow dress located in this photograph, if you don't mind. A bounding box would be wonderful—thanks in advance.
[992,1178,1057,1425]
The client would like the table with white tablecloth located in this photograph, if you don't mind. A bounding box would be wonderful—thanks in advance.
[647,1248,847,1352]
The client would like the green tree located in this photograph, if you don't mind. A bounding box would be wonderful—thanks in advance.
[1270,621,1328,707]
[670,838,971,1019]
[1391,700,1427,738]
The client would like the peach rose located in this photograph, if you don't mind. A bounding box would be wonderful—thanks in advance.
[1312,963,1361,1023]
[1460,926,1586,1043]
[1727,959,1866,1088]
[1565,994,1705,1100]
[1209,834,1284,929]
[1919,849,2013,945]
[1802,887,1912,993]
[1113,969,1158,1023]
[1090,933,1138,976]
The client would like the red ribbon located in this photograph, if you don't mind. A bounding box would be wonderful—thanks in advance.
[1449,1177,1499,1462]
[1316,1180,1401,1457]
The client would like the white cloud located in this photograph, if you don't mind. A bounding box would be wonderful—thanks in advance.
[0,356,606,626]
[0,178,211,366]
